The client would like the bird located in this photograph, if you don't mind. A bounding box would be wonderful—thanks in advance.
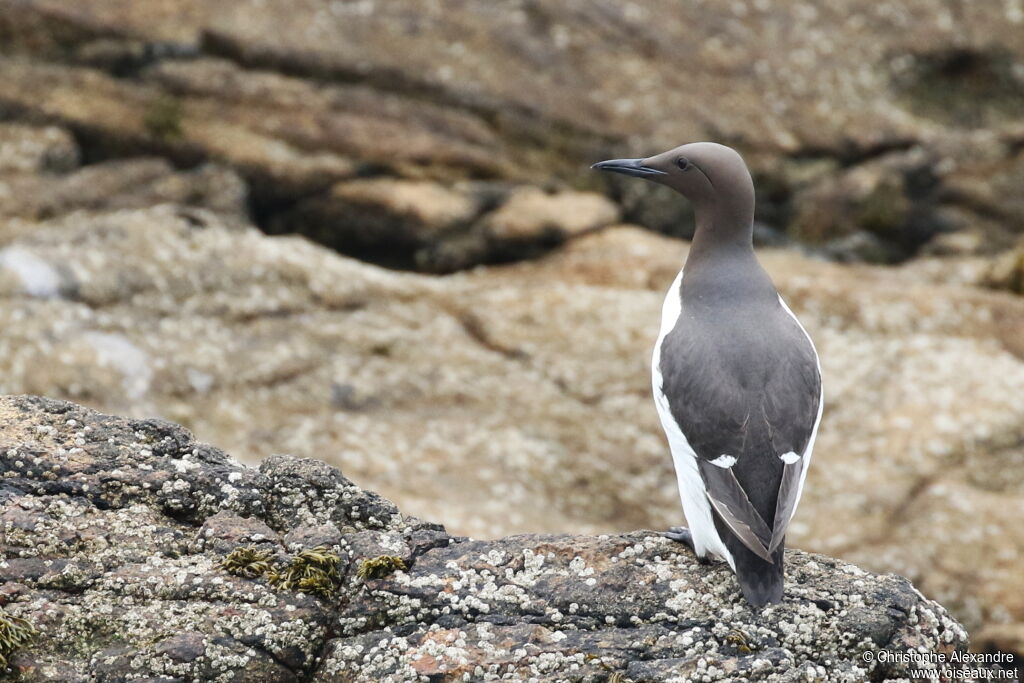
[593,143,823,606]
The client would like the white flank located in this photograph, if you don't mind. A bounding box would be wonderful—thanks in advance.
[710,454,737,468]
[778,295,824,523]
[780,451,801,464]
[652,269,736,571]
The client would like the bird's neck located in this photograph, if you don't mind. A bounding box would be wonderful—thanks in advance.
[686,200,755,265]
[680,197,777,306]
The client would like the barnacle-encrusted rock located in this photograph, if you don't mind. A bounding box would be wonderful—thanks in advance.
[0,395,972,681]
[1,198,1024,661]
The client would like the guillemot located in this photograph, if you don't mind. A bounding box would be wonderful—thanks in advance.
[594,143,823,606]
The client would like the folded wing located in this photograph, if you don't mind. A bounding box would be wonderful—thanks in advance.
[698,455,804,563]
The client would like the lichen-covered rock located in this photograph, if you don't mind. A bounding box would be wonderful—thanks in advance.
[789,150,924,257]
[271,178,487,266]
[272,182,621,272]
[0,395,970,681]
[1,206,1024,656]
[0,123,78,175]
[984,241,1024,294]
[3,0,1024,261]
[0,157,248,225]
[0,123,247,236]
[483,188,620,243]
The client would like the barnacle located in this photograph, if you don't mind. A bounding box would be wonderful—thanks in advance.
[0,607,36,669]
[268,546,342,598]
[220,545,274,579]
[356,555,407,580]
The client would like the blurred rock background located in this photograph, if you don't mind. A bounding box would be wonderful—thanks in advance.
[1,0,1023,659]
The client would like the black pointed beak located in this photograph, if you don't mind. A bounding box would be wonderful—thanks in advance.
[591,158,667,178]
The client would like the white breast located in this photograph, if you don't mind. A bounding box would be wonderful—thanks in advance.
[651,269,735,570]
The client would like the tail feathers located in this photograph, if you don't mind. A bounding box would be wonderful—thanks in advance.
[711,504,788,606]
[734,540,786,607]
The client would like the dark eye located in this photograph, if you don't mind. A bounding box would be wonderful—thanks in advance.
[676,157,691,171]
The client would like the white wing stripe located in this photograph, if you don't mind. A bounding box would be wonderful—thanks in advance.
[777,295,824,524]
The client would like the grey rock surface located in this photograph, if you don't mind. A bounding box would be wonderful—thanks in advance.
[0,395,969,681]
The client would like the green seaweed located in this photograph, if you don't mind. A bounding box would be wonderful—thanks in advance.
[0,607,36,670]
[220,545,275,579]
[268,547,342,598]
[725,627,755,654]
[356,555,407,580]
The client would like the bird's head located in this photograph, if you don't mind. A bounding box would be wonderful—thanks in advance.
[592,142,754,224]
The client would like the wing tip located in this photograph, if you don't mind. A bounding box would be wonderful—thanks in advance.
[706,495,775,563]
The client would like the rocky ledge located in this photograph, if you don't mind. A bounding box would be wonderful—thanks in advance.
[0,395,967,681]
